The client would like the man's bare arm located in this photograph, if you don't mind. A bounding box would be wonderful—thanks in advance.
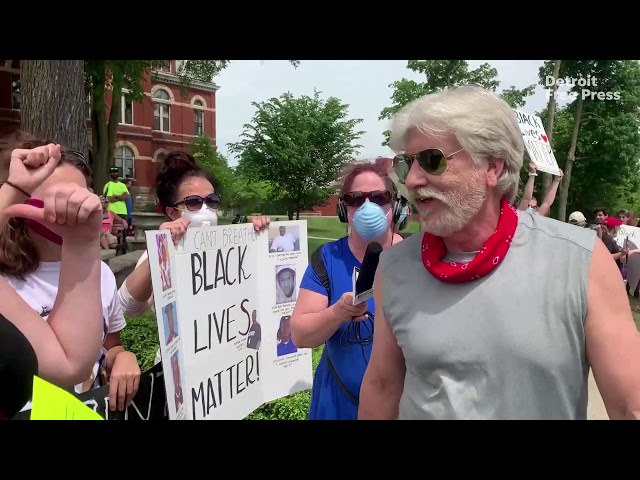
[586,239,640,419]
[517,174,536,210]
[358,269,406,419]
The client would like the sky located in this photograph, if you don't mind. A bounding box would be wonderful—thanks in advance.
[214,60,553,167]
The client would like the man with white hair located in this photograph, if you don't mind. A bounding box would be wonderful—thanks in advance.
[359,85,640,420]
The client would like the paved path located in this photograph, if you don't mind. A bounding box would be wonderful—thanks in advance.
[587,370,609,420]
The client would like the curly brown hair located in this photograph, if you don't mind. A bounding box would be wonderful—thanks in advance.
[0,131,92,279]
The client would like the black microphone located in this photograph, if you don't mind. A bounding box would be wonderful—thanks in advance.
[353,242,383,305]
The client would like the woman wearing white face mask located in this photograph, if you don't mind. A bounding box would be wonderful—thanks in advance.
[118,152,270,324]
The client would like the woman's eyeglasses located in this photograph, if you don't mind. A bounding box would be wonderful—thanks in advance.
[342,190,392,208]
[172,193,221,212]
[393,148,464,181]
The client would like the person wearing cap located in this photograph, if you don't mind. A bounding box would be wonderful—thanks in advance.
[103,167,130,218]
[598,216,629,273]
[568,211,589,228]
[275,265,297,304]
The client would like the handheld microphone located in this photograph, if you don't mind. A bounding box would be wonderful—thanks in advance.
[353,242,383,306]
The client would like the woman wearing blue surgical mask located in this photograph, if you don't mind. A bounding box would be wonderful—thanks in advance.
[291,161,405,420]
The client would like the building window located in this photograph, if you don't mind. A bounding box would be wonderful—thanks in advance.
[121,92,133,125]
[11,75,20,110]
[159,61,172,73]
[114,146,135,179]
[153,89,171,132]
[194,99,204,136]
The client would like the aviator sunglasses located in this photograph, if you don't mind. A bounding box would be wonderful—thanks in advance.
[393,148,464,181]
[341,190,392,208]
[172,193,221,212]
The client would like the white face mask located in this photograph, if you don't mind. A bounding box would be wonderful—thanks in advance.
[181,204,218,227]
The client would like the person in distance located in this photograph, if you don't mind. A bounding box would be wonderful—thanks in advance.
[290,161,406,420]
[359,85,640,420]
[0,136,104,390]
[0,134,141,412]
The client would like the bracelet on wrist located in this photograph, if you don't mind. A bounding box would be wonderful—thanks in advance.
[528,172,538,177]
[2,180,31,198]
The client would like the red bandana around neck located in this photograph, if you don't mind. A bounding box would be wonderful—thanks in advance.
[421,198,518,284]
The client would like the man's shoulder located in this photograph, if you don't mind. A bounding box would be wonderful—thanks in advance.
[379,231,422,271]
[518,211,596,252]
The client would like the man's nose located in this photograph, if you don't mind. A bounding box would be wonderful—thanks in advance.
[404,160,428,190]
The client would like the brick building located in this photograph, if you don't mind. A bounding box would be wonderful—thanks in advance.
[0,60,219,188]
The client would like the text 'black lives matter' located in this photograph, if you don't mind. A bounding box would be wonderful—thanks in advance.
[190,349,260,419]
[194,299,253,353]
[190,246,251,296]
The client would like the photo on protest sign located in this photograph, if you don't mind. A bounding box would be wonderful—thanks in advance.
[275,264,297,305]
[156,233,173,292]
[145,221,312,420]
[513,109,561,176]
[162,301,179,346]
[276,315,297,357]
[268,224,301,253]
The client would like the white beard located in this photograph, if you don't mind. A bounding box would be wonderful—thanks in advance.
[412,170,487,237]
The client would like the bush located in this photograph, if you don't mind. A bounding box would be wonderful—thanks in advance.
[123,312,322,419]
[121,313,161,372]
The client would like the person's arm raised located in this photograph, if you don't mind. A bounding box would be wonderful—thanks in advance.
[0,144,61,230]
[1,185,104,386]
[358,269,406,419]
[586,239,640,419]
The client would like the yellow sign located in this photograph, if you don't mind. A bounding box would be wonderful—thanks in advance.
[30,376,103,420]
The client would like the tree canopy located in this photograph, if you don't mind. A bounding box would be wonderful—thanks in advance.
[230,90,364,219]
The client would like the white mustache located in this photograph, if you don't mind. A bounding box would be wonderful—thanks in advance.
[411,187,449,204]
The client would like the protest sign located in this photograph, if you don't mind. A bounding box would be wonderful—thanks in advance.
[615,224,640,248]
[513,109,561,175]
[145,220,313,420]
[13,363,168,420]
[30,376,103,420]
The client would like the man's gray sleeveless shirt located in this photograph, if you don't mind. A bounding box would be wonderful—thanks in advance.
[379,211,597,420]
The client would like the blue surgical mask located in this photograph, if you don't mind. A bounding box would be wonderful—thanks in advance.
[352,201,390,241]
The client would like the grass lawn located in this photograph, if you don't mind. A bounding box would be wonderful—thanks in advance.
[629,295,640,331]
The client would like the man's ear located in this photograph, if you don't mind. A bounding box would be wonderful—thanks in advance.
[486,156,505,188]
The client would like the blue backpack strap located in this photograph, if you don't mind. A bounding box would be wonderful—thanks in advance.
[309,244,359,405]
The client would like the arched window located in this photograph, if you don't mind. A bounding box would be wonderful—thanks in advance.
[114,146,135,179]
[153,89,171,132]
[193,99,204,136]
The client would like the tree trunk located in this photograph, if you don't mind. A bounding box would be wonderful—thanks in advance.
[90,70,122,193]
[542,60,562,197]
[557,94,583,223]
[20,60,88,157]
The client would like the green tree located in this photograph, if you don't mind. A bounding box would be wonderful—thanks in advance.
[538,60,640,221]
[379,60,536,145]
[189,134,235,201]
[85,60,300,192]
[230,90,364,219]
